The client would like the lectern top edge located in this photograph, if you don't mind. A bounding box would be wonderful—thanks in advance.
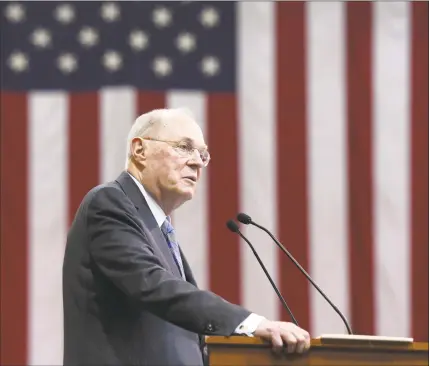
[205,335,429,352]
[317,333,414,343]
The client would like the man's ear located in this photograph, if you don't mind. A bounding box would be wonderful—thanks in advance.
[130,137,147,166]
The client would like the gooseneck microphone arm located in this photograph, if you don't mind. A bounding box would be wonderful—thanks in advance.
[226,220,299,326]
[237,213,353,335]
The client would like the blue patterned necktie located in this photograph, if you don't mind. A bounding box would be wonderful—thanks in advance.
[161,217,185,279]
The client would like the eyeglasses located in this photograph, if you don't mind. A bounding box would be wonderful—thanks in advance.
[141,137,211,167]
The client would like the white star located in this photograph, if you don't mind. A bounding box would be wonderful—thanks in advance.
[129,30,149,51]
[152,56,172,77]
[57,53,78,74]
[102,50,123,72]
[7,51,29,72]
[199,7,219,28]
[176,32,196,54]
[100,2,120,22]
[152,7,172,28]
[30,28,52,49]
[54,4,75,24]
[4,3,25,23]
[78,27,99,48]
[201,56,220,77]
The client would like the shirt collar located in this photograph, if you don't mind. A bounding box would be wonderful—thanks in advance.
[128,173,166,228]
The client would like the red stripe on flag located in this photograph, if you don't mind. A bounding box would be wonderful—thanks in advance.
[0,93,28,365]
[207,94,241,304]
[276,2,310,329]
[346,2,375,335]
[410,1,429,342]
[136,91,166,114]
[68,93,100,223]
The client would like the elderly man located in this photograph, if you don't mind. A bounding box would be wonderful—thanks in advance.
[62,108,310,365]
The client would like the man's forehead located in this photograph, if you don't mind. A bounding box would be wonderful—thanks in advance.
[156,115,205,143]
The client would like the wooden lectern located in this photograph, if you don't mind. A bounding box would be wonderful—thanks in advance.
[206,335,429,365]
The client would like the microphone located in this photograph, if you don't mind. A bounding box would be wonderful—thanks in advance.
[237,213,353,335]
[226,220,299,326]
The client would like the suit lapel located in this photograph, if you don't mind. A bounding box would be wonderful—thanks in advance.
[115,171,183,280]
[179,248,198,287]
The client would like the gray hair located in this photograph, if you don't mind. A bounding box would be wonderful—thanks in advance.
[125,108,194,168]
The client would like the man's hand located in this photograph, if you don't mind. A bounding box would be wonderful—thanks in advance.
[253,319,311,354]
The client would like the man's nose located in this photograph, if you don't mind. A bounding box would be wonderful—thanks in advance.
[187,149,205,167]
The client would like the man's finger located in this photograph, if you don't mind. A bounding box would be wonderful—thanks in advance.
[289,326,311,353]
[270,329,284,354]
[302,330,311,351]
[280,331,297,353]
[292,333,306,354]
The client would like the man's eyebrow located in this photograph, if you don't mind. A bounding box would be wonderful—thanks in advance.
[179,137,208,149]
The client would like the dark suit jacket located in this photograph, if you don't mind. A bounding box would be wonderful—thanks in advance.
[62,171,251,366]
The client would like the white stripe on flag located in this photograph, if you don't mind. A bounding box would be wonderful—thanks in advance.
[28,92,66,364]
[168,91,209,290]
[373,2,411,337]
[100,87,137,183]
[237,2,278,320]
[307,2,350,336]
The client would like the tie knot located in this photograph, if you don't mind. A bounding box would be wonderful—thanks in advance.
[162,218,174,235]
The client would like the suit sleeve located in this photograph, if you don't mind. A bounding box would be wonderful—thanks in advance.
[86,186,251,336]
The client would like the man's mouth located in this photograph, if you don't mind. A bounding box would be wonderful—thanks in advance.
[183,176,197,182]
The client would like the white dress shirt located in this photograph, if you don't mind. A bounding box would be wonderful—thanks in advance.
[128,173,264,336]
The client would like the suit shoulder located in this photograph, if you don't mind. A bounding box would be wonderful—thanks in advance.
[85,181,133,211]
[69,179,136,225]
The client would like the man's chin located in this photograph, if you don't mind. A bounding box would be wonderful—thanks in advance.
[174,185,195,201]
[180,188,195,200]
[172,189,194,210]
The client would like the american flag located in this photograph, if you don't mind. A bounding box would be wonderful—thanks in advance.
[1,1,428,364]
